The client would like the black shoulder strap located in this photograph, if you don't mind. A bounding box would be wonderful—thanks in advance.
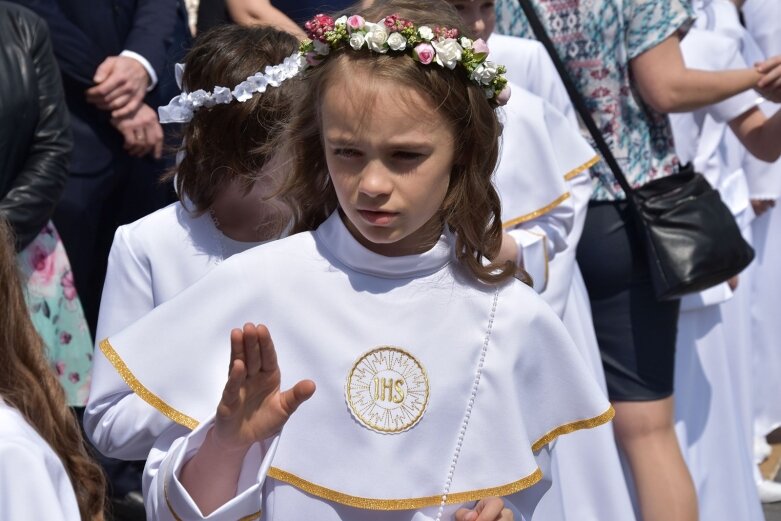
[515,0,635,197]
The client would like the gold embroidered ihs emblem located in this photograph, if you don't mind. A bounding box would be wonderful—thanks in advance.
[345,347,429,434]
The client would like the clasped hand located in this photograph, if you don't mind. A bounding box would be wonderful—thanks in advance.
[756,55,781,102]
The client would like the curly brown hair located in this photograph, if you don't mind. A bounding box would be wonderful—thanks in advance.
[0,219,106,520]
[279,0,514,284]
[166,24,300,218]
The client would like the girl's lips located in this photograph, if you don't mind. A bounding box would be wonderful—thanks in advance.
[357,209,398,226]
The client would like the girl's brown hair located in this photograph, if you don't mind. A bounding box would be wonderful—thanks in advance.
[280,0,514,284]
[167,25,300,214]
[0,219,106,520]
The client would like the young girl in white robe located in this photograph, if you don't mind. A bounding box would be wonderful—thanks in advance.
[94,2,613,520]
[450,2,635,519]
[668,0,781,514]
[83,25,302,461]
[0,219,106,521]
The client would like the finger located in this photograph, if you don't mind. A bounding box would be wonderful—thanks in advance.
[757,67,781,88]
[221,358,247,410]
[93,57,115,84]
[256,324,278,374]
[243,323,262,375]
[279,380,316,416]
[230,328,245,374]
[757,55,781,73]
[500,508,513,521]
[107,93,132,112]
[86,75,125,101]
[474,498,505,521]
[111,97,142,119]
[152,130,164,160]
[454,508,478,521]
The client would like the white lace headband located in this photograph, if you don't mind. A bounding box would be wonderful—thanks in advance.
[158,52,305,124]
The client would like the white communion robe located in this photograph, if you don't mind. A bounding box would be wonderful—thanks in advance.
[0,400,81,520]
[669,4,764,518]
[742,0,781,443]
[489,33,636,521]
[98,211,613,521]
[85,202,263,460]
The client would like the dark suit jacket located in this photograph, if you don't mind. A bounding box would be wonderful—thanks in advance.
[10,0,188,174]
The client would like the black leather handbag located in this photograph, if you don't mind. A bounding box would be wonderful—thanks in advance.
[517,0,755,300]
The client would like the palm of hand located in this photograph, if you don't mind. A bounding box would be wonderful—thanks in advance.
[212,324,315,452]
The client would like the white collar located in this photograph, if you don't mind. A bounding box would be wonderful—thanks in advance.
[314,211,453,279]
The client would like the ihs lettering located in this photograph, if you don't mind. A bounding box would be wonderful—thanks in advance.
[372,377,406,404]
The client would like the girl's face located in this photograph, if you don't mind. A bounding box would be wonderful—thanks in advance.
[449,0,496,41]
[321,71,456,257]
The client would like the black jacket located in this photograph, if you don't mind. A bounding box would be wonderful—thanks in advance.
[0,2,71,251]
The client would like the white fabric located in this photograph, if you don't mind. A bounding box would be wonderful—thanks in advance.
[103,211,611,520]
[489,32,636,521]
[85,202,262,460]
[671,4,764,518]
[0,401,81,520]
[495,86,586,292]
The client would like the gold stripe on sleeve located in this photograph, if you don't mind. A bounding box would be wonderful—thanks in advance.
[564,155,600,181]
[99,338,200,430]
[502,192,571,229]
[267,466,543,510]
[531,406,615,452]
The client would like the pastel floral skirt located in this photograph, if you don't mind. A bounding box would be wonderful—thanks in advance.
[17,222,93,406]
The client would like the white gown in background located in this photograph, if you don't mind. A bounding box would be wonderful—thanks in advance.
[99,211,613,521]
[668,2,764,518]
[0,400,81,520]
[742,0,781,445]
[84,202,263,460]
[490,33,636,521]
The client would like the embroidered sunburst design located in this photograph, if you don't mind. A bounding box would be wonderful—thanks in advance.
[346,346,429,434]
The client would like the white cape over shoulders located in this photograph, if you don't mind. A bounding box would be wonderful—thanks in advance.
[101,212,612,519]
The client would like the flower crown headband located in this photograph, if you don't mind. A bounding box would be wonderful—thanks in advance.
[157,13,511,123]
[157,52,305,124]
[300,13,511,105]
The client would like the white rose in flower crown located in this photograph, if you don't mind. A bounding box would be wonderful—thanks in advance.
[471,62,500,85]
[364,22,390,52]
[387,32,407,51]
[313,39,331,56]
[460,37,473,49]
[349,32,366,50]
[418,26,434,41]
[432,38,462,69]
[335,15,347,27]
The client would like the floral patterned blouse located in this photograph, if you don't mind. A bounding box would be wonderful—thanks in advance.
[17,222,93,406]
[496,0,693,200]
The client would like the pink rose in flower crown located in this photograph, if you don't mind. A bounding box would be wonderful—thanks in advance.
[496,84,512,106]
[305,51,324,66]
[472,39,490,57]
[414,43,435,65]
[347,15,365,32]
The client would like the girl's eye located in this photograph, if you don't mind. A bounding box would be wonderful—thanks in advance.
[482,2,495,9]
[392,151,425,161]
[334,148,361,158]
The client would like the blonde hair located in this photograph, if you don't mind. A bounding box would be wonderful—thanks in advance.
[280,0,514,284]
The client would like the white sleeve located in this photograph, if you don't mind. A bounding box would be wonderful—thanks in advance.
[144,419,277,521]
[0,442,80,521]
[85,226,172,460]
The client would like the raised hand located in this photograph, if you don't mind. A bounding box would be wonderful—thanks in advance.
[213,323,316,452]
[455,497,514,521]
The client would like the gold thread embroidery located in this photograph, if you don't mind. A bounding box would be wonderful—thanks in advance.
[502,192,571,229]
[346,347,430,434]
[99,338,199,430]
[267,466,543,510]
[532,406,615,452]
[564,155,601,181]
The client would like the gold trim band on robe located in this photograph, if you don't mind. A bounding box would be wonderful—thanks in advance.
[102,338,615,510]
[502,192,571,229]
[100,338,199,430]
[267,467,543,510]
[564,155,601,181]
